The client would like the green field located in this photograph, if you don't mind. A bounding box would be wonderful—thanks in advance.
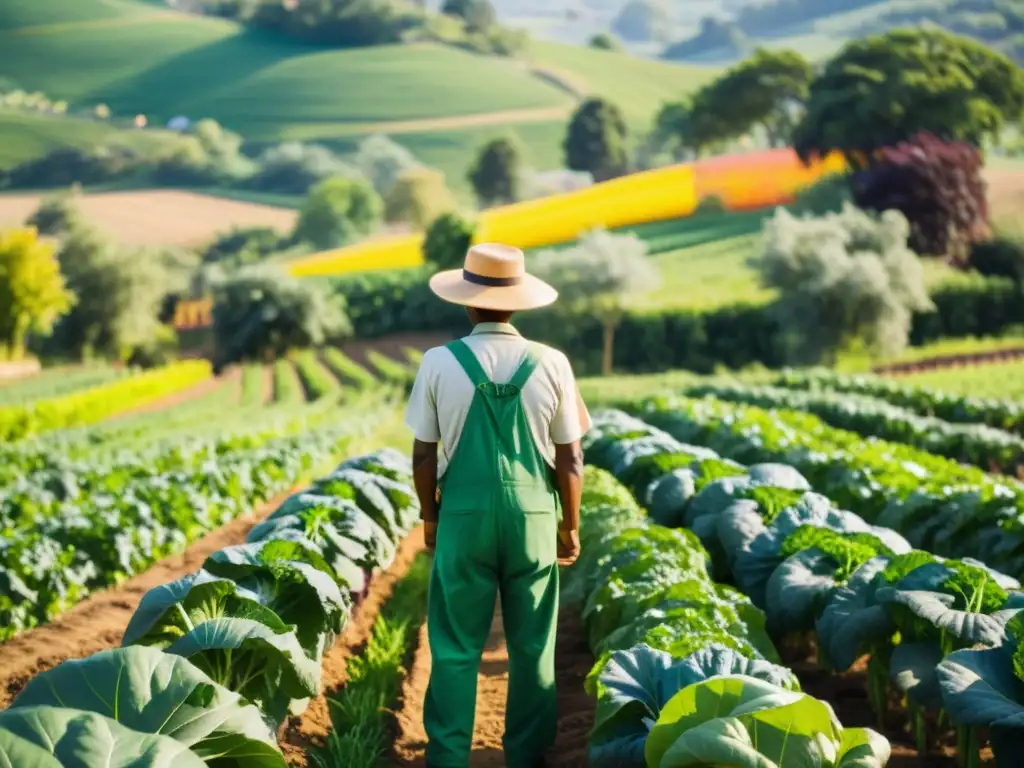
[0,0,720,201]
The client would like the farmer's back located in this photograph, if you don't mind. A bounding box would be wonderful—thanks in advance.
[405,244,588,768]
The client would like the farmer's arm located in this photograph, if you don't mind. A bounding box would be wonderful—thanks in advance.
[413,439,439,525]
[405,353,441,536]
[554,441,583,534]
[551,353,592,545]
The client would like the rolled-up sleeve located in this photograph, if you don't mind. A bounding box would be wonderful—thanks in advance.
[550,353,592,445]
[405,353,441,442]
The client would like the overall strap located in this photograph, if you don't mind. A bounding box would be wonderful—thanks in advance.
[446,340,491,388]
[508,343,543,390]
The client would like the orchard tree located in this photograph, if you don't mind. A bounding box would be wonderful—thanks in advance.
[564,97,629,182]
[212,265,351,366]
[752,204,934,364]
[531,228,658,375]
[441,0,496,31]
[0,227,73,359]
[467,136,522,207]
[851,132,988,264]
[384,167,456,229]
[794,28,1024,164]
[423,211,475,270]
[293,175,382,250]
[690,48,812,146]
[49,225,168,360]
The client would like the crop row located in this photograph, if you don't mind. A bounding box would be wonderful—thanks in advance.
[571,464,890,766]
[0,402,389,640]
[0,448,421,765]
[684,381,1024,475]
[586,408,1024,765]
[775,369,1024,436]
[0,360,212,441]
[625,393,1024,579]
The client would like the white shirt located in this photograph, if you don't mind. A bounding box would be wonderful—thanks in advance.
[404,322,592,477]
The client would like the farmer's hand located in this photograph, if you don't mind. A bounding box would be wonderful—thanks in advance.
[557,528,580,567]
[424,521,438,552]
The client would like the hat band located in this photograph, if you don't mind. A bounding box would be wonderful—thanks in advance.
[463,269,522,287]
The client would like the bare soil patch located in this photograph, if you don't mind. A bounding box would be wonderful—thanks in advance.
[0,485,300,708]
[341,332,454,369]
[391,602,593,767]
[278,528,426,766]
[0,190,297,246]
[875,347,1024,376]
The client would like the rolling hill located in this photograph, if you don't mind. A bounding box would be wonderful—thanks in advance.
[0,0,716,200]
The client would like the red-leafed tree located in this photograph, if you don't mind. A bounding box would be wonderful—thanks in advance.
[851,131,988,265]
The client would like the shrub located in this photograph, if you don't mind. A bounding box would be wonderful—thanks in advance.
[751,204,934,364]
[1,145,143,189]
[588,32,621,51]
[248,142,361,195]
[293,176,382,250]
[791,173,851,216]
[694,195,727,215]
[422,211,475,270]
[468,136,522,207]
[851,131,988,264]
[25,191,84,235]
[383,168,456,229]
[969,231,1024,282]
[350,134,421,198]
[201,226,286,266]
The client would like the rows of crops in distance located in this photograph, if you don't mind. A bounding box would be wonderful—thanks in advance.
[683,380,1024,476]
[0,392,397,641]
[612,393,1024,584]
[0,448,421,764]
[0,360,212,441]
[775,369,1024,436]
[0,363,131,405]
[582,408,1024,764]
[567,464,891,765]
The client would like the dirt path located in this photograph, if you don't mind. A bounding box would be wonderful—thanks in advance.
[0,484,298,708]
[391,604,593,766]
[875,346,1024,376]
[279,528,426,766]
[343,105,573,137]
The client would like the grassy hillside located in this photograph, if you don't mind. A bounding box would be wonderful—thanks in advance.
[0,110,182,169]
[0,0,720,201]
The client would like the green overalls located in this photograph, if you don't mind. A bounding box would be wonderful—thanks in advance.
[424,337,560,768]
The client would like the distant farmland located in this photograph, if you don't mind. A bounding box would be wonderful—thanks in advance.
[0,189,297,245]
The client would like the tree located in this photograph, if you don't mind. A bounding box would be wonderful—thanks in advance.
[441,0,496,31]
[563,97,629,182]
[794,28,1024,165]
[531,229,658,375]
[651,99,721,160]
[751,205,934,364]
[588,32,621,51]
[48,225,168,360]
[467,136,522,207]
[689,48,812,147]
[423,212,475,270]
[249,141,360,195]
[350,134,421,198]
[211,265,351,366]
[0,228,73,359]
[201,226,285,266]
[293,175,382,250]
[25,190,84,235]
[851,132,988,264]
[611,0,670,42]
[384,168,456,229]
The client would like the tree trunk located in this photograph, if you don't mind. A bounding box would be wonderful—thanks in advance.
[602,321,615,377]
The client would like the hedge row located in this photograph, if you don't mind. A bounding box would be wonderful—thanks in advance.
[334,271,1024,376]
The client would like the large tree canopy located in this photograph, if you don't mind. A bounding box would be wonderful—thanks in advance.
[690,48,812,147]
[794,28,1024,164]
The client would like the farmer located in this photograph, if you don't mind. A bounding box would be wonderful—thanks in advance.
[405,242,590,768]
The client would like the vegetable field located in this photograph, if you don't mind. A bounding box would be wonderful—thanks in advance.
[5,356,1024,766]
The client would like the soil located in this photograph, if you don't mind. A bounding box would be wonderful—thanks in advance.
[875,347,1024,376]
[0,484,300,708]
[341,333,454,370]
[390,603,594,767]
[778,638,994,767]
[262,364,276,405]
[278,527,426,767]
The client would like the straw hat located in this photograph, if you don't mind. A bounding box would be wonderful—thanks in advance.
[429,242,557,312]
